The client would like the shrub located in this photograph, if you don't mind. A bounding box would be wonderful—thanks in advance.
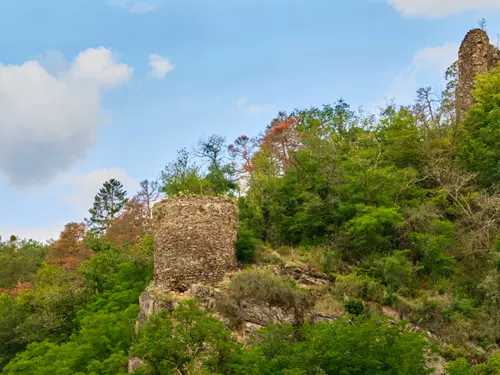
[131,300,240,375]
[334,273,385,303]
[235,316,430,375]
[344,298,364,316]
[215,269,313,328]
[236,228,258,263]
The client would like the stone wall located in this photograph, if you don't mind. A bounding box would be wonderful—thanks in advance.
[456,29,500,121]
[153,196,238,292]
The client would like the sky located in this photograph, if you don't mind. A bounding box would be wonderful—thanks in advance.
[1,0,500,242]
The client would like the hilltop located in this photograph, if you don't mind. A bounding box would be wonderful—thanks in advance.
[2,28,500,374]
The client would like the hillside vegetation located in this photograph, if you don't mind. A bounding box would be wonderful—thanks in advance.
[2,62,500,374]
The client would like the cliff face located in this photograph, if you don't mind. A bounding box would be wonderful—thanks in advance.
[456,29,500,121]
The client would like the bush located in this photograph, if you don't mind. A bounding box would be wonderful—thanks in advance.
[235,316,431,375]
[334,273,385,303]
[344,298,364,316]
[236,228,258,263]
[131,300,239,375]
[216,269,313,328]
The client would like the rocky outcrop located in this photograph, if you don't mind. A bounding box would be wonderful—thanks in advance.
[128,286,179,372]
[456,29,500,121]
[153,196,238,292]
[271,262,336,287]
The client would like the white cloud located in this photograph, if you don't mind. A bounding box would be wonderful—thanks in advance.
[148,54,175,79]
[383,42,458,105]
[247,104,276,115]
[0,48,133,188]
[236,97,248,108]
[71,47,133,88]
[129,2,157,14]
[60,168,138,218]
[386,0,500,18]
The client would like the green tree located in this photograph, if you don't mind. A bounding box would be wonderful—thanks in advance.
[15,264,83,344]
[234,317,431,375]
[160,148,209,196]
[2,247,151,375]
[457,64,500,186]
[0,295,26,370]
[345,205,404,254]
[86,179,128,233]
[197,134,237,196]
[374,250,416,299]
[131,300,239,375]
[378,105,425,169]
[0,238,46,289]
[410,220,456,282]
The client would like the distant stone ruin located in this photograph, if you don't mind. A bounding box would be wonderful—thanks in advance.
[152,196,238,292]
[456,29,500,121]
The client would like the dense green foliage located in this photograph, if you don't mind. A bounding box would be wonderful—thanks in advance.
[0,237,47,289]
[130,300,431,375]
[0,241,153,374]
[2,60,500,373]
[457,64,500,187]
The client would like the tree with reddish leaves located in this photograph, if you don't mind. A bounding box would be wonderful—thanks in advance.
[106,197,150,246]
[46,223,92,271]
[261,112,301,175]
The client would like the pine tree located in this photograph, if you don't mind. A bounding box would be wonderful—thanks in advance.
[85,179,128,233]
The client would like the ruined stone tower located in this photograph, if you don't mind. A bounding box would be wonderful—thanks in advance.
[456,29,500,121]
[152,196,238,292]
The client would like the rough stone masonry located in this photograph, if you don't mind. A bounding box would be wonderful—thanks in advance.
[456,28,500,122]
[152,196,238,292]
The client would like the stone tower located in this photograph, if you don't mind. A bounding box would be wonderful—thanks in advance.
[456,29,500,122]
[152,196,238,292]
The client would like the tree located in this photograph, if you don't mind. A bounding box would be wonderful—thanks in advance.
[374,250,416,299]
[0,238,46,289]
[234,317,430,375]
[136,179,160,219]
[46,222,92,271]
[131,300,239,375]
[0,295,26,370]
[106,197,149,246]
[415,86,439,125]
[15,264,83,345]
[478,18,487,31]
[261,112,300,175]
[160,148,208,196]
[410,220,456,283]
[86,179,128,233]
[378,105,425,169]
[457,65,500,186]
[345,205,404,254]
[229,135,259,179]
[196,134,226,168]
[197,134,237,195]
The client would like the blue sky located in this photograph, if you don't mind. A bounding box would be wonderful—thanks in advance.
[1,0,500,242]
